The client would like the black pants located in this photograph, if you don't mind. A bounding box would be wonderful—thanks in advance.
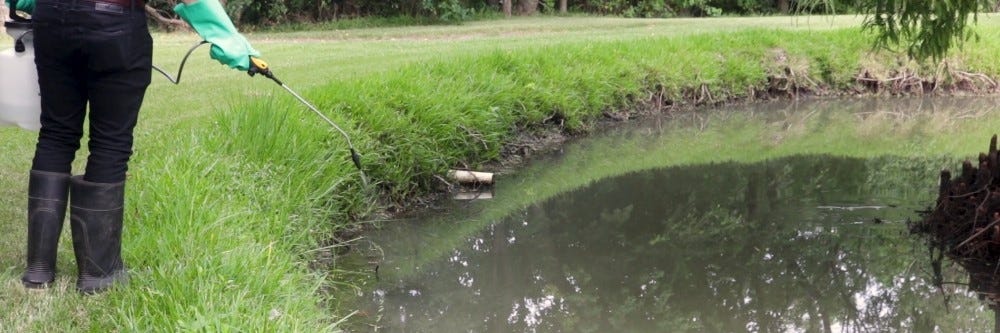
[31,0,152,183]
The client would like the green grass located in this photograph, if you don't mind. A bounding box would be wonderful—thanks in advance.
[5,15,1000,331]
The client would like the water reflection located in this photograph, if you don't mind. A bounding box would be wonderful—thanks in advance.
[367,155,992,332]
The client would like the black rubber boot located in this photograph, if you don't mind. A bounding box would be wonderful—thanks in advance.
[69,176,128,294]
[21,170,71,289]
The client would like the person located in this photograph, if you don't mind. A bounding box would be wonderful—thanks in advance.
[8,0,259,294]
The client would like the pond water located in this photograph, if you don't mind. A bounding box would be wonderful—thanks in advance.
[356,97,1000,332]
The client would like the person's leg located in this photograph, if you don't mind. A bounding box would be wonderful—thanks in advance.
[22,0,88,289]
[69,4,152,294]
[83,8,153,183]
[30,1,88,174]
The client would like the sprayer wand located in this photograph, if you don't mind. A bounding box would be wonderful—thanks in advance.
[149,45,366,182]
[246,57,367,182]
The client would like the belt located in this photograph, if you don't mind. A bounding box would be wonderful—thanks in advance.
[84,0,145,9]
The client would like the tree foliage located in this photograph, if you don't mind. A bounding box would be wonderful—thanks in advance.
[860,0,995,61]
[142,0,874,27]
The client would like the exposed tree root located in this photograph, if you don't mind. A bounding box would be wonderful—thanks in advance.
[855,60,998,95]
[913,135,1000,307]
[856,68,931,94]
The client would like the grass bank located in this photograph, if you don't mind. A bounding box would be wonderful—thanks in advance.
[5,16,1000,331]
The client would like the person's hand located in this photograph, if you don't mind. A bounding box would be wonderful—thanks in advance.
[4,0,35,14]
[173,0,259,71]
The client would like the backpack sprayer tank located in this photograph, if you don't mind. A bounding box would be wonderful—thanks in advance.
[0,0,40,130]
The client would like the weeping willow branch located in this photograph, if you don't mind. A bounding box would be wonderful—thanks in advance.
[861,0,994,61]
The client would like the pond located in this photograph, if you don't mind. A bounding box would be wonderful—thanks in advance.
[355,97,1000,332]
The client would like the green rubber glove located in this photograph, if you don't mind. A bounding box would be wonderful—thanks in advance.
[173,0,259,71]
[5,0,35,13]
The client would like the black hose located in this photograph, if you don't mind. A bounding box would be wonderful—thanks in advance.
[151,41,209,85]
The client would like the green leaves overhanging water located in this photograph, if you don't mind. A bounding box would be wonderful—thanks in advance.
[861,0,994,61]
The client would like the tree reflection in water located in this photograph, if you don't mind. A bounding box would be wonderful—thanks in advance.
[368,155,992,332]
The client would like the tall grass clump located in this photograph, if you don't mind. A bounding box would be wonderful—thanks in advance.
[83,128,342,330]
[62,98,380,330]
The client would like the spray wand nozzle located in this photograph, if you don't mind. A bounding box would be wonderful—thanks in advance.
[248,57,282,85]
[247,57,366,181]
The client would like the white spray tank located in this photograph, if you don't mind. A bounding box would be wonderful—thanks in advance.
[0,3,40,131]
